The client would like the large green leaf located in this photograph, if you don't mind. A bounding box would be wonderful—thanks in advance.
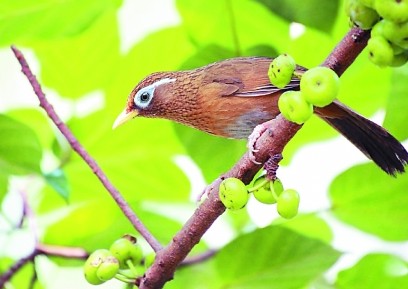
[336,253,408,289]
[330,163,408,241]
[44,169,69,202]
[0,172,8,204]
[0,0,122,45]
[174,114,246,183]
[32,9,121,98]
[41,200,183,255]
[176,0,290,55]
[0,114,42,175]
[256,0,340,33]
[215,226,340,289]
[383,66,408,141]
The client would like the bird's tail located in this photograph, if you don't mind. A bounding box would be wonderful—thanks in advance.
[317,102,408,175]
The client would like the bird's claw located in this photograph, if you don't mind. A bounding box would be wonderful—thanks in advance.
[247,123,270,165]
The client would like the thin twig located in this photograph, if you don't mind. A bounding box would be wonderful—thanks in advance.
[10,46,162,252]
[0,251,36,288]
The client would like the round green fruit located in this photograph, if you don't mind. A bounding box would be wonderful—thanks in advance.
[370,20,386,38]
[277,189,300,219]
[278,91,313,124]
[252,177,284,204]
[110,238,134,267]
[144,252,156,269]
[391,51,408,66]
[375,0,408,23]
[268,54,296,89]
[346,0,380,30]
[367,36,395,67]
[300,67,340,107]
[84,249,112,285]
[129,244,144,265]
[219,178,249,210]
[382,20,408,49]
[359,0,375,8]
[96,256,120,282]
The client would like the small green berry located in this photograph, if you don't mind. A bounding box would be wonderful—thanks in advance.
[96,256,120,282]
[219,178,249,210]
[277,189,300,219]
[367,36,395,67]
[84,249,112,285]
[375,0,408,23]
[300,67,340,107]
[110,238,134,267]
[144,252,156,269]
[345,0,380,30]
[252,176,284,204]
[129,244,144,265]
[382,20,408,49]
[268,54,296,89]
[390,51,408,67]
[278,91,313,124]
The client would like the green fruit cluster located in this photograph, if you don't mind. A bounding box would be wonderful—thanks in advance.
[346,0,408,67]
[249,175,300,219]
[83,235,156,286]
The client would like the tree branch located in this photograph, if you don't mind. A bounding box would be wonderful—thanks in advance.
[10,46,162,253]
[139,27,370,289]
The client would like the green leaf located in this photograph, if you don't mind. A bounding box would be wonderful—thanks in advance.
[32,9,121,98]
[273,213,333,243]
[255,0,340,33]
[0,0,122,45]
[336,253,408,289]
[176,0,290,55]
[44,169,69,202]
[41,200,183,255]
[0,172,9,204]
[383,66,408,141]
[174,124,246,183]
[330,163,408,241]
[0,114,42,175]
[215,226,340,289]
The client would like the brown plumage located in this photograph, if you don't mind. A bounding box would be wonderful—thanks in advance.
[114,57,408,175]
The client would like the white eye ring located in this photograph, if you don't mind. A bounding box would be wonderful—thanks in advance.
[134,78,176,109]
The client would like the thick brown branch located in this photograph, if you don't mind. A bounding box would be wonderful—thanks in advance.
[0,251,36,288]
[11,46,162,252]
[140,28,370,289]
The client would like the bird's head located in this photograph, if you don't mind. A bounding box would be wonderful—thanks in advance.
[113,72,177,129]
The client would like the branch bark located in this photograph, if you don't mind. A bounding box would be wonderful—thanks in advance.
[140,27,370,289]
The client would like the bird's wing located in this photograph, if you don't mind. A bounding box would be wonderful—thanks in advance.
[233,79,300,97]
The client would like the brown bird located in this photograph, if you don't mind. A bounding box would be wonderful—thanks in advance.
[113,57,408,175]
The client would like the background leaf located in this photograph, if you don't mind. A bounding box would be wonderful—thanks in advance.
[255,0,340,33]
[215,226,340,289]
[336,253,408,289]
[330,163,408,241]
[0,114,42,175]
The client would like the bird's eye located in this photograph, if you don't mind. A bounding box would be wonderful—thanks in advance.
[140,92,150,102]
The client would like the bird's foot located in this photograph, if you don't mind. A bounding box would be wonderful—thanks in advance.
[247,122,271,164]
[264,154,283,180]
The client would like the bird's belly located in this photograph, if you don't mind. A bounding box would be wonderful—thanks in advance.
[219,109,276,139]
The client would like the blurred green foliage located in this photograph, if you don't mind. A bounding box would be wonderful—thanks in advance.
[1,0,408,288]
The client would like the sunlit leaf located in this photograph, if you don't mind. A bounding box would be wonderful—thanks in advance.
[383,66,408,141]
[256,0,340,33]
[0,0,122,45]
[215,226,340,289]
[330,163,408,241]
[0,114,42,175]
[336,253,408,289]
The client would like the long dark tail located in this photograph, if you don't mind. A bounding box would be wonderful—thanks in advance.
[317,102,408,175]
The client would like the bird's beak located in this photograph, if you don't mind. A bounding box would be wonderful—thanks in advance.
[112,109,138,129]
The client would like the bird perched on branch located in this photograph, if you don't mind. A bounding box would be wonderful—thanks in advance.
[113,57,408,175]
